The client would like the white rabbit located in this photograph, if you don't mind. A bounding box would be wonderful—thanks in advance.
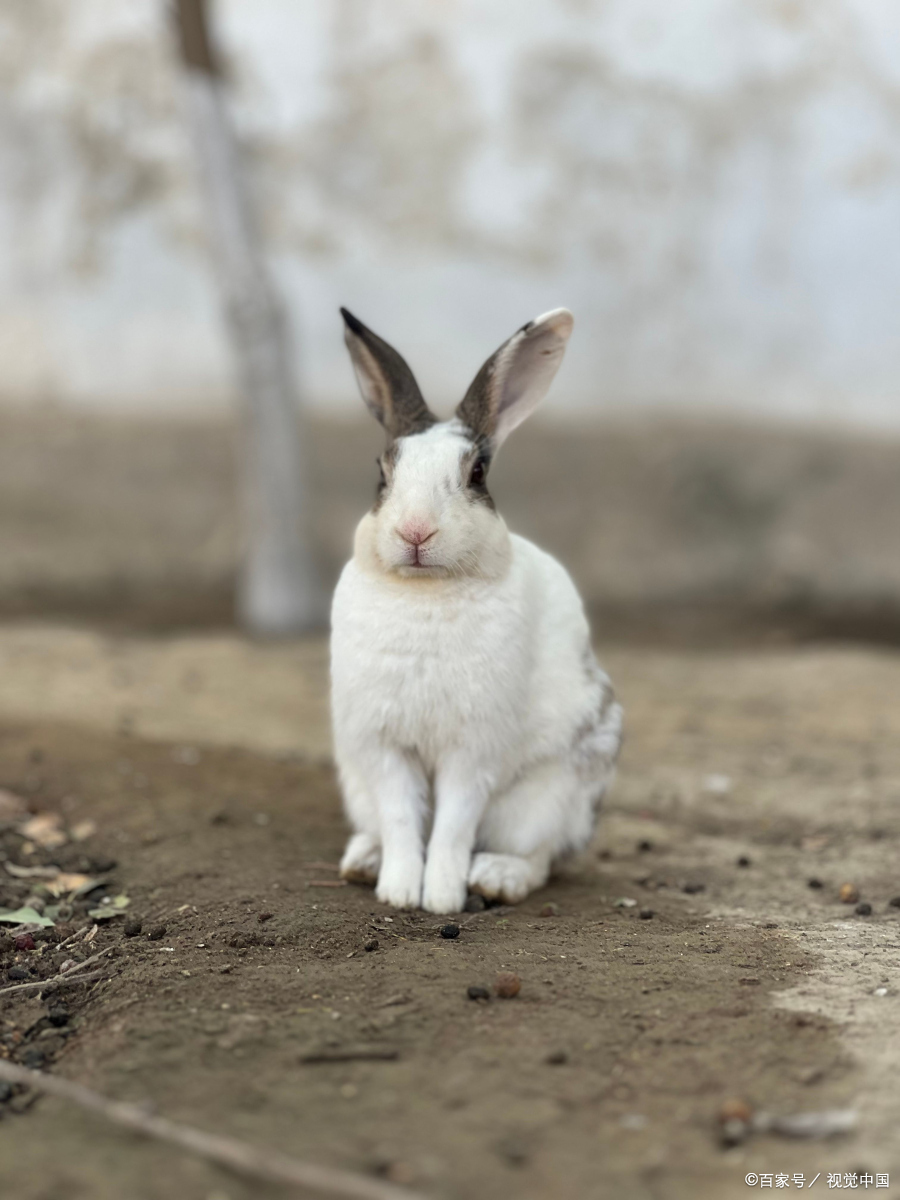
[331,307,622,914]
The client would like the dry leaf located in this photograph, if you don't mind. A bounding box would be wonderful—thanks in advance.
[0,790,28,820]
[19,813,67,850]
[45,873,94,898]
[800,835,830,852]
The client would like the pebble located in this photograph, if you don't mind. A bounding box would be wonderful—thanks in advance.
[637,840,653,853]
[855,902,873,916]
[496,1135,529,1166]
[364,939,379,952]
[7,967,27,981]
[839,883,860,904]
[889,897,900,909]
[385,1162,417,1186]
[808,878,824,889]
[639,908,654,920]
[736,856,751,868]
[494,971,521,999]
[467,985,490,1001]
[123,920,142,938]
[147,924,167,941]
[14,934,35,952]
[440,923,460,940]
[48,1006,69,1028]
[719,1101,753,1146]
[539,903,560,917]
[464,894,486,913]
[546,1049,568,1065]
[682,883,706,895]
[257,912,274,923]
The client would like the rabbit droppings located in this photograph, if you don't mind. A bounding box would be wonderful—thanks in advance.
[331,308,623,914]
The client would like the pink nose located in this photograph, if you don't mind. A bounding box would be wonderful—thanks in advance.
[397,523,437,546]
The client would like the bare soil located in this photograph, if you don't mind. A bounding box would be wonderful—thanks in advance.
[0,631,897,1199]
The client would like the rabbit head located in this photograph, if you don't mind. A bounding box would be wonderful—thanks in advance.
[341,307,574,580]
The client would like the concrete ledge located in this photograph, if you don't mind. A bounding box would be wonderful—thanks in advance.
[1,409,899,642]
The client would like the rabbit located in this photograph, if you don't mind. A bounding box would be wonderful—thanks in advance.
[330,306,623,914]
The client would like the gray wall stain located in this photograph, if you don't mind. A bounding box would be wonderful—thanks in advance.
[0,0,899,421]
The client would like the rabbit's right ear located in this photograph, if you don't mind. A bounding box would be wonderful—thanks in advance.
[341,309,437,439]
[456,309,573,449]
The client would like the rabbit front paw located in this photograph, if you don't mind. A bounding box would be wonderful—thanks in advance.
[421,852,469,913]
[375,855,424,909]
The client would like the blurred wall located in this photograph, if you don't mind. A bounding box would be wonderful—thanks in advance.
[2,0,900,427]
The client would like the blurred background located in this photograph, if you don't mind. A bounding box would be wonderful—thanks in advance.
[1,0,899,643]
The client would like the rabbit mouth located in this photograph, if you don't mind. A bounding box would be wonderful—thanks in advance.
[397,552,441,574]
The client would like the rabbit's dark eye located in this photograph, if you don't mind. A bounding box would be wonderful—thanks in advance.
[376,458,387,487]
[469,459,487,488]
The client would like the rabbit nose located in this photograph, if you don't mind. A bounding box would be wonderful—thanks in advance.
[397,522,437,546]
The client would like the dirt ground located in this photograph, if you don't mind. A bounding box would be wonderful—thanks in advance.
[0,624,898,1199]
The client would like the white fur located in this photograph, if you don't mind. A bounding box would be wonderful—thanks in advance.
[330,309,622,912]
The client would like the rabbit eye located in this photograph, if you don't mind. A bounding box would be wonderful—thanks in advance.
[469,459,487,488]
[376,458,387,489]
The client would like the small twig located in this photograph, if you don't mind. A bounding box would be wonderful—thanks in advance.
[0,1059,425,1200]
[0,949,114,999]
[299,1046,399,1064]
[4,863,59,880]
[1,970,110,998]
[306,880,347,889]
[58,927,87,950]
[301,861,340,871]
[0,969,111,998]
[59,947,114,976]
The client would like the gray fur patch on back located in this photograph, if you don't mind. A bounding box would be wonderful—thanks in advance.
[573,648,623,800]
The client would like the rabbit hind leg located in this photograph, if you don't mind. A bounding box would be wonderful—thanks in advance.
[469,759,598,904]
[467,847,552,904]
[340,831,382,884]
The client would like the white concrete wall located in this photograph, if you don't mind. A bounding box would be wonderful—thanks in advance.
[1,0,900,427]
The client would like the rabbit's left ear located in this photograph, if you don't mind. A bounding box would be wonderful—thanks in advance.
[456,309,573,448]
[341,308,437,439]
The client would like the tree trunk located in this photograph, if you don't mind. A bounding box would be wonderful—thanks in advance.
[172,0,323,635]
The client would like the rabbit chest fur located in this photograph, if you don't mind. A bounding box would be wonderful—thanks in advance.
[332,534,609,782]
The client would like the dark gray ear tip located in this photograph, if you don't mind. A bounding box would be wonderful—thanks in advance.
[340,307,365,335]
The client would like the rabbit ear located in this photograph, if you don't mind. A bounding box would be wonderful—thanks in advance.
[341,308,437,439]
[456,309,574,448]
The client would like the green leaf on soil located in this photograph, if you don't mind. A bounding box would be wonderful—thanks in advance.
[0,906,55,927]
[87,907,125,921]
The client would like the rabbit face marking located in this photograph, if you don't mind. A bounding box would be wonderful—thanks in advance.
[366,422,506,579]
